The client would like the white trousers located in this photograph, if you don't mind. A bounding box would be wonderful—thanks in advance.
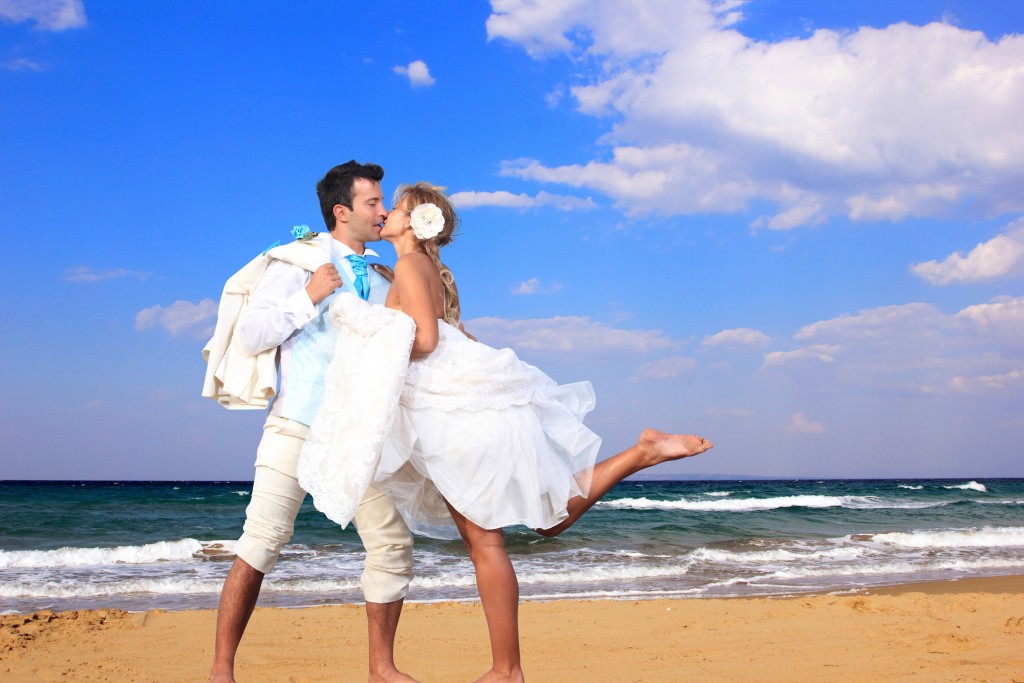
[234,416,414,603]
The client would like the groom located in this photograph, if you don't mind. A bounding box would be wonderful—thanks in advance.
[207,161,417,683]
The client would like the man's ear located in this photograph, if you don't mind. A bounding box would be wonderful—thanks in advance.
[333,204,349,226]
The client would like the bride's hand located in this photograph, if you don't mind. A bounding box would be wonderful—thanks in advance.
[371,263,395,283]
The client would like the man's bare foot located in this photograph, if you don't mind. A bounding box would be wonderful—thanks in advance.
[209,667,235,683]
[369,667,419,683]
[637,428,713,467]
[474,666,525,683]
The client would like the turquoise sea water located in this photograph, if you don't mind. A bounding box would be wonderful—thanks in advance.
[1,478,1022,614]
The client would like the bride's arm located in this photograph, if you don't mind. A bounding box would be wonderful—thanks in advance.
[393,254,440,359]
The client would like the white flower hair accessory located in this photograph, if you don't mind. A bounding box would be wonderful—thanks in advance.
[410,203,444,240]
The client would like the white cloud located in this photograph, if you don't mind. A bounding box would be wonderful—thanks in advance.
[135,299,217,340]
[787,412,824,434]
[750,201,826,231]
[956,295,1024,326]
[763,344,840,368]
[487,0,1024,226]
[794,303,951,342]
[784,303,959,380]
[911,218,1024,285]
[759,296,1024,395]
[701,327,770,349]
[485,0,581,57]
[950,369,1024,393]
[451,189,596,211]
[465,315,680,356]
[543,84,566,108]
[393,60,435,87]
[956,295,1024,343]
[845,183,964,223]
[513,278,541,295]
[0,0,86,31]
[630,356,697,382]
[511,277,563,295]
[705,406,752,417]
[64,266,153,283]
[2,57,44,71]
[500,148,740,216]
[486,0,741,58]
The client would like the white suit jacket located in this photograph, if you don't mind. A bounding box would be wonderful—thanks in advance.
[201,235,331,409]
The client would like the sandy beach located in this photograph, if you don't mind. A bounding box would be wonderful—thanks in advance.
[2,574,1022,682]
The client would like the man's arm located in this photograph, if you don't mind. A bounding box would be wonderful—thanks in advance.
[237,260,341,356]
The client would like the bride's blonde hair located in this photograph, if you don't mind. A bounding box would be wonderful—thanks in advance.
[393,182,461,325]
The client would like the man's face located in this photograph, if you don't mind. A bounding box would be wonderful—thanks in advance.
[341,178,387,243]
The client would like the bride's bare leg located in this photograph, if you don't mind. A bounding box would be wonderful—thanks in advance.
[537,429,712,538]
[445,503,525,683]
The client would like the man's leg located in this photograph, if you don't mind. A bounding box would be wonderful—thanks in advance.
[354,487,416,683]
[538,429,712,537]
[210,559,264,683]
[210,418,309,682]
[364,600,406,680]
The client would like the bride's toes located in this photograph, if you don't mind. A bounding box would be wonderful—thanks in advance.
[638,429,713,465]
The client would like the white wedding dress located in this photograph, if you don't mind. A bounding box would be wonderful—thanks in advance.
[298,295,601,539]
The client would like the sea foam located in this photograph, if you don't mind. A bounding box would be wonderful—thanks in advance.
[597,494,877,512]
[763,555,1021,581]
[0,539,210,569]
[872,526,1024,549]
[691,545,868,565]
[943,481,988,492]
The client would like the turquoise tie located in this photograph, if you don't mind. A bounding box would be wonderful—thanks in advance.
[345,254,370,300]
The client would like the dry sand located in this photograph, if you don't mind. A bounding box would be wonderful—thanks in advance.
[2,575,1022,682]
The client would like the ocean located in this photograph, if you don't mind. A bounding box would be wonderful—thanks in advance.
[1,478,1022,615]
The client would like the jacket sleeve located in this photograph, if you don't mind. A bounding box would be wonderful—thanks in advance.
[237,259,320,356]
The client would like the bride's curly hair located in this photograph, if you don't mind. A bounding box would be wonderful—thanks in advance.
[393,182,461,325]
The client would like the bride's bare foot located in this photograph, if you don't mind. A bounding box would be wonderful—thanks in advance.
[637,429,713,467]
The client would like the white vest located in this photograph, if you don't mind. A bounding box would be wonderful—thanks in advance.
[279,252,367,426]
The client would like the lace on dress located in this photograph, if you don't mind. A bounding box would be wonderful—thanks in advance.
[300,294,602,539]
[297,296,415,528]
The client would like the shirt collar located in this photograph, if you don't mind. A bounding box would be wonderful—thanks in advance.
[327,235,379,260]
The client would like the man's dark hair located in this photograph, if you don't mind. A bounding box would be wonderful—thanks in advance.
[316,160,385,230]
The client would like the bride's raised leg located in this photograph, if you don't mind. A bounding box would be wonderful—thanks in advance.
[445,502,525,683]
[537,429,712,538]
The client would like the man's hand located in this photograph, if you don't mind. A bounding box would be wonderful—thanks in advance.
[371,263,395,283]
[306,263,343,305]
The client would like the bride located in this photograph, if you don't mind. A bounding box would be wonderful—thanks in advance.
[299,182,712,682]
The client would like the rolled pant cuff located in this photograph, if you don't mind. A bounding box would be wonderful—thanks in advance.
[361,571,413,604]
[234,533,282,575]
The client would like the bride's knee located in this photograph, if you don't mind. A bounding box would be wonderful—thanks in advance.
[463,535,509,563]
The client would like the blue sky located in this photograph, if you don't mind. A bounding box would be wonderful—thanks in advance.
[2,0,1022,480]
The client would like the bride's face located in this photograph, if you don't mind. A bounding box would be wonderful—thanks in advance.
[380,198,411,242]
